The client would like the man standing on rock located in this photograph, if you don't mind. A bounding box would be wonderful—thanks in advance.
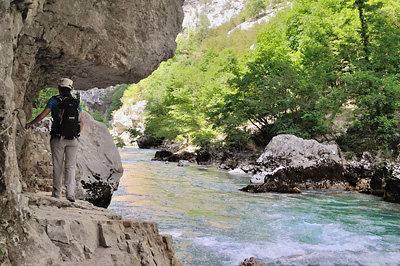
[26,78,84,202]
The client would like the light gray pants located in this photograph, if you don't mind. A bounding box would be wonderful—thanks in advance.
[50,138,79,198]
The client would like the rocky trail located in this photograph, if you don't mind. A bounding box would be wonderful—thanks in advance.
[21,192,182,266]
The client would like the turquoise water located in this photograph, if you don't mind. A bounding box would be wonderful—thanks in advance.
[109,148,400,266]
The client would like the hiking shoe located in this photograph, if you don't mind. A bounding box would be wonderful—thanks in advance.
[66,196,75,202]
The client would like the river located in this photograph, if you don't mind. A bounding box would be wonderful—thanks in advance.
[108,147,400,266]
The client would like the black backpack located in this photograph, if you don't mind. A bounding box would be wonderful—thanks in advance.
[55,95,81,140]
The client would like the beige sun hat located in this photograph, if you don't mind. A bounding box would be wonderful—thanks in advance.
[58,78,74,90]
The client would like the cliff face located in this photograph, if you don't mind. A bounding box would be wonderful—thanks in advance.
[0,0,184,265]
[182,0,246,30]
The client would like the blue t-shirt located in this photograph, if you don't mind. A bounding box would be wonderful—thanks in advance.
[46,95,82,131]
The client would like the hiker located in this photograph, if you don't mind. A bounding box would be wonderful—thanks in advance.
[26,78,84,202]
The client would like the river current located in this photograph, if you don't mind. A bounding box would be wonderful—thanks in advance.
[108,148,400,266]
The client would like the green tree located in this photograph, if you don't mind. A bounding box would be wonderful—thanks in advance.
[194,15,211,45]
[31,88,58,119]
[105,84,128,121]
[246,0,267,17]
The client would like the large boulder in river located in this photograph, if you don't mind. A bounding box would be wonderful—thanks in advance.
[137,134,165,149]
[241,134,345,193]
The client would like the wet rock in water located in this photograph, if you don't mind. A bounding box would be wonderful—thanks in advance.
[384,177,400,203]
[154,150,197,163]
[137,134,165,149]
[196,150,212,165]
[241,180,301,194]
[222,158,239,169]
[343,154,400,203]
[154,150,174,161]
[243,134,344,193]
[343,152,376,192]
[239,257,264,266]
[370,165,391,197]
[168,151,197,163]
[370,164,400,203]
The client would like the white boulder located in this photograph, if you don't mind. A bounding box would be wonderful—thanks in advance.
[76,111,124,207]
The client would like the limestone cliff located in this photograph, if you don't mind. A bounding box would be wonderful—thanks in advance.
[182,0,246,30]
[0,0,184,265]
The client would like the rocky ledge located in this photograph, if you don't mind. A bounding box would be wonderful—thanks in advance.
[1,192,182,266]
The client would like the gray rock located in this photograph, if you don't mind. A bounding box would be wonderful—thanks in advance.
[385,176,400,203]
[239,257,264,266]
[154,150,197,163]
[47,221,72,244]
[183,0,245,30]
[111,99,147,145]
[77,87,112,113]
[369,164,400,203]
[343,153,400,203]
[76,111,123,208]
[20,192,183,266]
[137,134,165,149]
[343,151,375,190]
[243,134,345,193]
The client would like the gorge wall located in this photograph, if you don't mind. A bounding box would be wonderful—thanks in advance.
[0,0,184,265]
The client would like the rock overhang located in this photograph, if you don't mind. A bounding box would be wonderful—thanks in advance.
[13,0,185,91]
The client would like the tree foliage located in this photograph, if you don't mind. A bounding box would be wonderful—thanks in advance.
[104,84,129,121]
[31,88,58,119]
[118,0,400,154]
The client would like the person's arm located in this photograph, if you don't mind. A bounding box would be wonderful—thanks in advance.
[79,111,84,131]
[25,108,51,129]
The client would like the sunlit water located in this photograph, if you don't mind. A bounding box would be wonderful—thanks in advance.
[109,148,400,266]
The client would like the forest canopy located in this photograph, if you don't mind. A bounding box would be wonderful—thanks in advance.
[120,0,400,154]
